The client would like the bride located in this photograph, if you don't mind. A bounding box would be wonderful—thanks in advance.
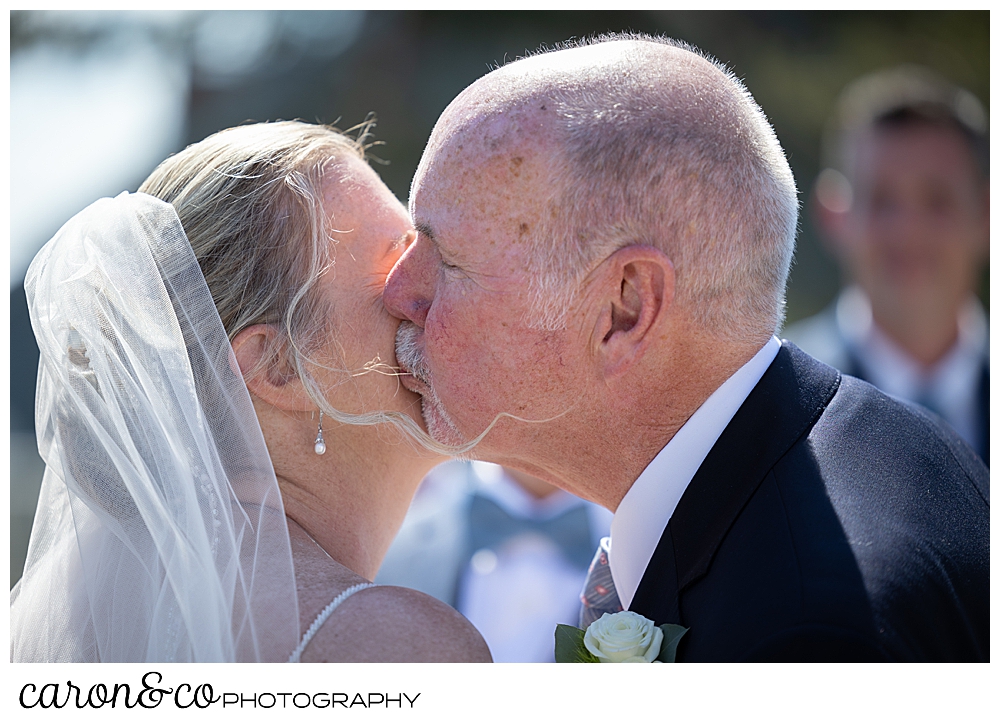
[10,120,492,662]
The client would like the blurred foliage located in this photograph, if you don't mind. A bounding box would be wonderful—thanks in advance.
[11,10,988,323]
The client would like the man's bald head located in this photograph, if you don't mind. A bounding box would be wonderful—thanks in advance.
[416,35,798,340]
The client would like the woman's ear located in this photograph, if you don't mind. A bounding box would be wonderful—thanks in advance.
[593,245,675,379]
[231,324,314,412]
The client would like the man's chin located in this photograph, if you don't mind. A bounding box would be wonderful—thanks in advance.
[420,396,468,449]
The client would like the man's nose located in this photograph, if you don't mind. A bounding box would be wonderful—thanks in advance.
[384,236,434,327]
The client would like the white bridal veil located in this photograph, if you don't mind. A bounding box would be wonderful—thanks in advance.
[10,193,300,662]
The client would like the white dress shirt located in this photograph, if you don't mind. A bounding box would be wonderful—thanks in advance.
[609,336,781,610]
[458,464,612,662]
[377,461,612,662]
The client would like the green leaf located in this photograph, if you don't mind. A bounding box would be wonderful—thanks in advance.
[656,623,689,663]
[554,624,599,663]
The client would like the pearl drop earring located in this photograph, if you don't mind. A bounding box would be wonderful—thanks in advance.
[314,410,326,455]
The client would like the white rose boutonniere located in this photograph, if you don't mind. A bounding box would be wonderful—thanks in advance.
[555,611,688,663]
[585,611,663,662]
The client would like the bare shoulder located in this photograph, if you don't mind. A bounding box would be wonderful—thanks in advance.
[299,584,492,663]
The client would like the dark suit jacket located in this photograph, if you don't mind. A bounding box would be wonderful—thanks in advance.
[841,345,990,466]
[629,343,989,662]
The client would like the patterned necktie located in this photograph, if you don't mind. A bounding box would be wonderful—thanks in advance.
[579,537,623,628]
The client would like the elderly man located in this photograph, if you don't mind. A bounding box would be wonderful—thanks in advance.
[384,35,988,661]
[786,66,989,464]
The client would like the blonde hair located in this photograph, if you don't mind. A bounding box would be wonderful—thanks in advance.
[139,121,395,426]
[140,120,359,352]
[139,120,497,454]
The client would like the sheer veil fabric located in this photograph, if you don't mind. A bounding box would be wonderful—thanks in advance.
[11,193,300,662]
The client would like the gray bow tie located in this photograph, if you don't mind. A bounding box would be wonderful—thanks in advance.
[467,493,595,570]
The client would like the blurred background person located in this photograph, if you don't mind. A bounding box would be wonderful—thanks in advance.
[377,461,612,662]
[784,66,989,464]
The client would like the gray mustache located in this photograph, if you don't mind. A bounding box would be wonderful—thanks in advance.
[395,321,431,385]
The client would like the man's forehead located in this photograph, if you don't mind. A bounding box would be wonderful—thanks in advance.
[853,120,972,157]
[416,115,553,199]
[411,131,555,268]
[427,104,553,169]
[853,124,981,177]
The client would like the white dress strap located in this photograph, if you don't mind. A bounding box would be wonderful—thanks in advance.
[288,582,376,663]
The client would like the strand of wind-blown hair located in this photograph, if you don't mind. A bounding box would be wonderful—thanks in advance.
[299,371,575,457]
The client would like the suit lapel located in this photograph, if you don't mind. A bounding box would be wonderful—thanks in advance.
[630,343,840,623]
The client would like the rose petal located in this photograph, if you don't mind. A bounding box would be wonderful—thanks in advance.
[583,611,662,663]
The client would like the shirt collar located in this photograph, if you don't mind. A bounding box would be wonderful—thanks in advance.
[609,336,781,610]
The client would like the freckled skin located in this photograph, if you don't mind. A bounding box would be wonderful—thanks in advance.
[384,127,588,461]
[383,40,764,508]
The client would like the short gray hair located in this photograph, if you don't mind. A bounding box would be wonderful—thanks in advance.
[138,120,366,409]
[501,34,799,339]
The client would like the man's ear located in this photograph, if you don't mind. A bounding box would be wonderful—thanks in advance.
[593,245,675,379]
[231,324,314,412]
